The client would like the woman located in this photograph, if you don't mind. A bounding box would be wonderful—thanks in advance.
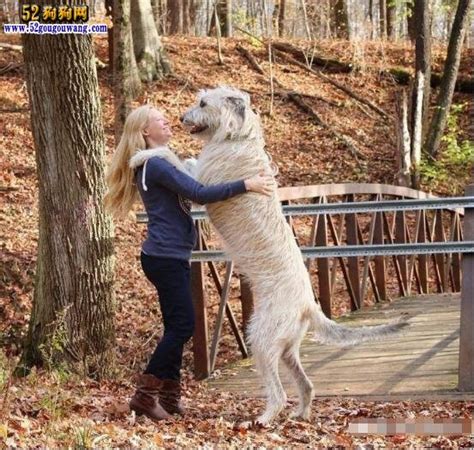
[104,105,274,421]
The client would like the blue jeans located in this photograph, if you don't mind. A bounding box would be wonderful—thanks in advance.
[140,252,195,380]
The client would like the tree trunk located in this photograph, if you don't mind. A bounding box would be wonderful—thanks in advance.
[333,0,349,39]
[105,0,114,69]
[406,0,416,42]
[182,0,195,34]
[114,0,141,142]
[410,0,431,178]
[300,0,311,39]
[368,0,374,39]
[425,0,470,158]
[131,0,171,81]
[209,0,232,37]
[395,89,412,187]
[379,0,387,38]
[19,27,115,379]
[410,75,424,189]
[150,0,163,34]
[277,0,286,37]
[168,0,182,34]
[225,0,232,37]
[214,2,224,64]
[386,0,396,39]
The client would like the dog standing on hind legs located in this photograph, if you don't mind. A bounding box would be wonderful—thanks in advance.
[181,86,408,427]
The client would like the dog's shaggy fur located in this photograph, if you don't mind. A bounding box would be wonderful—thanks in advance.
[182,86,408,426]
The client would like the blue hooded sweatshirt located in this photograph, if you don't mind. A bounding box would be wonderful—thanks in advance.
[132,150,247,261]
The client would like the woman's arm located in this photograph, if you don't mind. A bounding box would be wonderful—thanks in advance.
[146,157,248,205]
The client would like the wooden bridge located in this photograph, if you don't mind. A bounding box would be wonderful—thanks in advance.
[209,293,471,400]
[137,183,474,396]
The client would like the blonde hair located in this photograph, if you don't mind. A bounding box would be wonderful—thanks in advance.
[104,105,154,219]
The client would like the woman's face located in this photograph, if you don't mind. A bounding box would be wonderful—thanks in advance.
[143,108,172,146]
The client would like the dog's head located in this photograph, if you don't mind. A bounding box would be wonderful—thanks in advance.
[180,86,262,143]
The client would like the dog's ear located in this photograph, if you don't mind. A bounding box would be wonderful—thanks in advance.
[226,96,246,120]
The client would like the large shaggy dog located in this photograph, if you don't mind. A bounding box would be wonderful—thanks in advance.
[181,87,407,426]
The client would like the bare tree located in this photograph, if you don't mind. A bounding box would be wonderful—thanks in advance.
[114,0,141,142]
[19,18,115,378]
[276,0,286,37]
[150,0,165,34]
[395,89,412,186]
[131,0,171,81]
[209,0,232,37]
[379,0,387,38]
[425,0,471,157]
[300,0,312,39]
[182,0,196,34]
[386,0,396,39]
[410,0,432,187]
[406,0,416,42]
[105,0,114,68]
[333,0,349,39]
[368,0,375,39]
[168,0,183,34]
[214,1,224,64]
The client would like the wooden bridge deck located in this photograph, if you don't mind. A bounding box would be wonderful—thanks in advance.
[208,294,474,400]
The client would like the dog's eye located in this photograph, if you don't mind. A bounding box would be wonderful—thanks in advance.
[200,100,206,108]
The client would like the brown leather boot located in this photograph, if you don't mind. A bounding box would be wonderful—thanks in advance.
[129,374,171,421]
[159,379,185,416]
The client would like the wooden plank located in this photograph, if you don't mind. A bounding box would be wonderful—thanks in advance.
[327,213,358,310]
[395,209,409,296]
[209,262,234,372]
[356,220,380,304]
[277,183,442,202]
[316,197,331,317]
[433,210,446,291]
[191,223,210,380]
[202,239,248,358]
[382,211,407,297]
[407,211,423,294]
[459,185,474,392]
[418,210,429,294]
[451,212,462,291]
[345,195,361,309]
[373,209,387,301]
[446,212,457,291]
[360,203,377,304]
[305,197,321,271]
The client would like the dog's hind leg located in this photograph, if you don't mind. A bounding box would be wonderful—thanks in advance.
[252,346,287,426]
[282,343,314,420]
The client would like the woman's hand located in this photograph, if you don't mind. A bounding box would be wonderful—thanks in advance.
[244,171,276,196]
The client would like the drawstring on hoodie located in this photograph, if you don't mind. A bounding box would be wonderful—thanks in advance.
[142,159,148,191]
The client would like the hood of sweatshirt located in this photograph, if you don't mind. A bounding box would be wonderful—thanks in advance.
[129,146,191,192]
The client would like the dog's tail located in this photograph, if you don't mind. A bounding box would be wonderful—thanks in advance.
[310,303,409,347]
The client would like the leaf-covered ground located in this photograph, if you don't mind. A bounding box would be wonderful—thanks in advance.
[1,34,473,446]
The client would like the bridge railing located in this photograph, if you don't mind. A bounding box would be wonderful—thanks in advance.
[137,183,474,386]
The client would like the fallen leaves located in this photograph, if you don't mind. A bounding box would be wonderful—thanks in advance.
[1,369,473,447]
